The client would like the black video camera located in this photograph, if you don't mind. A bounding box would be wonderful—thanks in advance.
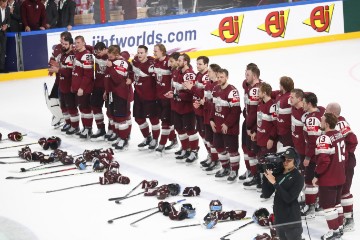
[257,152,285,175]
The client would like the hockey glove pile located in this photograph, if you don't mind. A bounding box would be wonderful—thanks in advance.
[253,208,270,226]
[99,171,130,185]
[7,132,24,142]
[203,212,218,229]
[141,180,159,189]
[38,136,61,150]
[182,186,201,197]
[75,157,87,170]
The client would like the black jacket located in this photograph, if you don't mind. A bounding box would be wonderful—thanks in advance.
[57,0,75,28]
[262,168,304,228]
[0,5,10,32]
[45,0,58,28]
[8,0,22,32]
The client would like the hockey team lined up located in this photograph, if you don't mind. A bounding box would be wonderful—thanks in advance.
[47,31,357,240]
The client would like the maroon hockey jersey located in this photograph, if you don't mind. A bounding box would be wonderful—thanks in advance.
[210,84,241,135]
[256,99,277,147]
[132,56,157,101]
[291,106,308,155]
[153,56,172,100]
[190,71,209,116]
[172,68,196,114]
[58,50,75,93]
[71,50,94,94]
[303,106,325,162]
[274,91,292,136]
[104,57,133,101]
[94,54,108,89]
[244,81,262,133]
[49,43,62,84]
[315,130,346,186]
[203,80,218,124]
[336,116,358,154]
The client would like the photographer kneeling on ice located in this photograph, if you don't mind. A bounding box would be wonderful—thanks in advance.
[262,148,304,240]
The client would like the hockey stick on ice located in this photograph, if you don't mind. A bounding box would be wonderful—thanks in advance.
[169,217,252,230]
[0,142,38,150]
[130,199,186,227]
[110,180,143,200]
[107,206,159,224]
[0,156,20,159]
[108,191,145,203]
[27,171,93,182]
[0,160,28,164]
[219,220,255,240]
[6,166,81,179]
[36,182,99,193]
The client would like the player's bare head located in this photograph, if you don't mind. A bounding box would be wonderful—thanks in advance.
[196,56,209,72]
[246,65,260,84]
[303,92,318,107]
[290,88,304,107]
[61,36,73,51]
[325,102,341,116]
[217,68,229,85]
[74,36,85,50]
[322,112,338,130]
[154,44,166,57]
[94,42,107,56]
[178,53,190,68]
[108,45,121,60]
[60,31,72,42]
[138,45,148,52]
[137,45,148,61]
[246,63,257,70]
[259,82,272,97]
[169,52,180,68]
[291,88,304,99]
[208,63,221,80]
[197,56,209,65]
[280,76,294,92]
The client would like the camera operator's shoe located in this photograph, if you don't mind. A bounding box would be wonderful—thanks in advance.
[214,168,230,181]
[321,229,342,240]
[343,215,355,232]
[227,170,238,184]
[301,204,315,220]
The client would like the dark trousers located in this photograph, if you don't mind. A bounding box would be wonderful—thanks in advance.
[0,31,6,70]
[276,226,303,240]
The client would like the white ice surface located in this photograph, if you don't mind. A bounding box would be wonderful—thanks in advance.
[0,38,360,240]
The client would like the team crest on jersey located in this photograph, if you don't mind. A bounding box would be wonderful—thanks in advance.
[113,59,129,76]
[257,111,263,127]
[228,90,240,103]
[183,72,196,83]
